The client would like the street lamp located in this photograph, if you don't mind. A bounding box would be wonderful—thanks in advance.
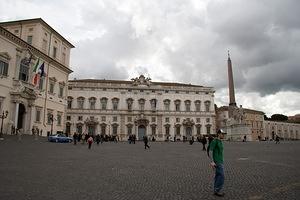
[0,110,9,140]
[50,114,54,136]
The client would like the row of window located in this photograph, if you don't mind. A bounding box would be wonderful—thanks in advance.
[14,27,68,64]
[35,108,62,126]
[67,115,211,124]
[68,97,212,112]
[1,58,65,97]
[68,123,212,135]
[71,87,209,95]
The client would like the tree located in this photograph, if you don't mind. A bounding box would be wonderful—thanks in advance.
[264,115,270,120]
[270,114,288,121]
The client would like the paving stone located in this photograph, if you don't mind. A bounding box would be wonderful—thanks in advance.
[0,135,299,200]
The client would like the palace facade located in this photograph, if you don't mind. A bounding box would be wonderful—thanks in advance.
[0,18,74,137]
[264,120,300,140]
[66,75,216,141]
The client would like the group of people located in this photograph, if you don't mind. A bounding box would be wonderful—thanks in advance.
[128,134,137,144]
[72,133,120,146]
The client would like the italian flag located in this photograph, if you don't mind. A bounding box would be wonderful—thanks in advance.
[32,58,40,86]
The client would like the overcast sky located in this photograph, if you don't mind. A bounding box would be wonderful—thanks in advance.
[1,0,299,116]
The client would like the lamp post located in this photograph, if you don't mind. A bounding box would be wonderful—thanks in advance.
[50,114,54,136]
[0,111,9,140]
[108,121,111,136]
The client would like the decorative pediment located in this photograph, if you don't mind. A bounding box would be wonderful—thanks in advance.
[85,117,99,125]
[59,81,66,86]
[183,118,195,127]
[126,123,134,128]
[0,52,11,60]
[76,122,84,126]
[131,75,151,86]
[10,81,38,101]
[49,77,57,82]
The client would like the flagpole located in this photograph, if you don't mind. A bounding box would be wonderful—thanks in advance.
[43,61,51,136]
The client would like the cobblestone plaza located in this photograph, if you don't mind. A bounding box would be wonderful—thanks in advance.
[0,136,299,200]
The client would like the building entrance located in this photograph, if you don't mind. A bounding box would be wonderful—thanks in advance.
[17,103,26,130]
[186,127,192,140]
[138,125,146,140]
[88,125,95,135]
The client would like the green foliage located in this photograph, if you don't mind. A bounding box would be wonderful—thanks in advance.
[270,114,288,121]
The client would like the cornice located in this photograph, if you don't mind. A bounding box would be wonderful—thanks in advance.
[0,25,73,74]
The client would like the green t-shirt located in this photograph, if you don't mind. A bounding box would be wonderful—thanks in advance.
[209,138,224,164]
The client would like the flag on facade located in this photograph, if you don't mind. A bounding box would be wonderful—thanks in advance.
[39,62,45,77]
[32,58,41,86]
[33,58,40,73]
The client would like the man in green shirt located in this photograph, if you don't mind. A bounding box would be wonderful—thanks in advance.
[209,129,226,197]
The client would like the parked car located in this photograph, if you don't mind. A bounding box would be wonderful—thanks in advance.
[48,134,73,143]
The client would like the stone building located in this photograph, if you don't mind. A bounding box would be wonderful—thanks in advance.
[216,106,264,141]
[66,75,216,141]
[0,18,74,137]
[264,120,300,140]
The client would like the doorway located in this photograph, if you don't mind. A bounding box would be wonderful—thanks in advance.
[186,127,192,140]
[138,125,146,140]
[17,104,26,130]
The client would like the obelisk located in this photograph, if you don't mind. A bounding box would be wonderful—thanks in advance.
[228,51,237,119]
[227,51,236,107]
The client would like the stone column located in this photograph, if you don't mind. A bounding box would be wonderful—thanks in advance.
[14,102,20,129]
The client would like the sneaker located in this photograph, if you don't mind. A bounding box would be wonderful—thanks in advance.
[214,192,225,197]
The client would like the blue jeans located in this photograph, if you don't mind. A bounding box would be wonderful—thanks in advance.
[214,163,224,193]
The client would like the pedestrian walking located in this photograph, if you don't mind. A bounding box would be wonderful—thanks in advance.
[275,135,280,144]
[87,135,93,149]
[243,135,247,142]
[78,133,81,142]
[189,136,194,145]
[208,129,226,197]
[73,132,78,145]
[128,135,132,144]
[143,135,150,149]
[96,134,100,145]
[100,134,104,144]
[201,136,207,151]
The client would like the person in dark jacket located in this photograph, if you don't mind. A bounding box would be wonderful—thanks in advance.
[201,136,207,151]
[73,132,78,145]
[143,135,150,149]
[96,134,101,145]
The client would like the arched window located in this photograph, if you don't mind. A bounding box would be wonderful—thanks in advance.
[163,99,170,111]
[174,100,181,111]
[89,97,96,109]
[76,124,83,134]
[19,58,30,81]
[150,99,157,111]
[195,100,201,112]
[127,124,133,136]
[67,96,73,109]
[112,98,119,110]
[206,124,211,134]
[127,98,134,111]
[185,100,191,112]
[196,124,201,135]
[138,98,145,111]
[100,97,108,110]
[165,124,170,136]
[77,97,85,109]
[204,101,211,112]
[176,126,181,136]
[112,123,118,135]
